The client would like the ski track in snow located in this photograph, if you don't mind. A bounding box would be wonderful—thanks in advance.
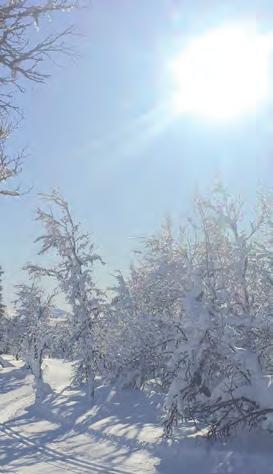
[2,357,273,473]
[0,423,134,474]
[0,358,158,474]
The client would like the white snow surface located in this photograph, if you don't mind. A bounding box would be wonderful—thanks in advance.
[1,356,273,473]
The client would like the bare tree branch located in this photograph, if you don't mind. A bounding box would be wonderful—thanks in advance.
[0,0,84,196]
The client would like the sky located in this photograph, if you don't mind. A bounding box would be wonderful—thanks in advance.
[1,0,273,305]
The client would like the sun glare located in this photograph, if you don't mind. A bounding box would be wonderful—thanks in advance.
[168,25,273,120]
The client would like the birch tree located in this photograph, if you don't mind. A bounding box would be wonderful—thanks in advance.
[163,187,273,439]
[15,281,54,401]
[27,191,104,401]
[0,1,82,196]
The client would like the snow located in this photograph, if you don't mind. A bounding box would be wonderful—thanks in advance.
[51,308,69,320]
[1,356,273,473]
[0,355,13,368]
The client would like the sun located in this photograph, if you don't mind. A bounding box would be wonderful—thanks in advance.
[168,24,272,120]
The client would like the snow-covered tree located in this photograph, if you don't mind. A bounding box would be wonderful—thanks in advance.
[14,282,54,401]
[163,186,273,439]
[48,313,74,359]
[106,185,273,439]
[27,191,105,401]
[0,266,5,318]
[104,272,166,388]
[105,220,186,389]
[0,265,9,366]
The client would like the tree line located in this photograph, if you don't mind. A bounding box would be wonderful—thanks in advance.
[2,185,273,440]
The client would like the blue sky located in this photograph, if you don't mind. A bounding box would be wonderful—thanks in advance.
[1,0,273,304]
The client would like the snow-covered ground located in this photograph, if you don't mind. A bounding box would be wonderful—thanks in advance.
[1,356,273,473]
